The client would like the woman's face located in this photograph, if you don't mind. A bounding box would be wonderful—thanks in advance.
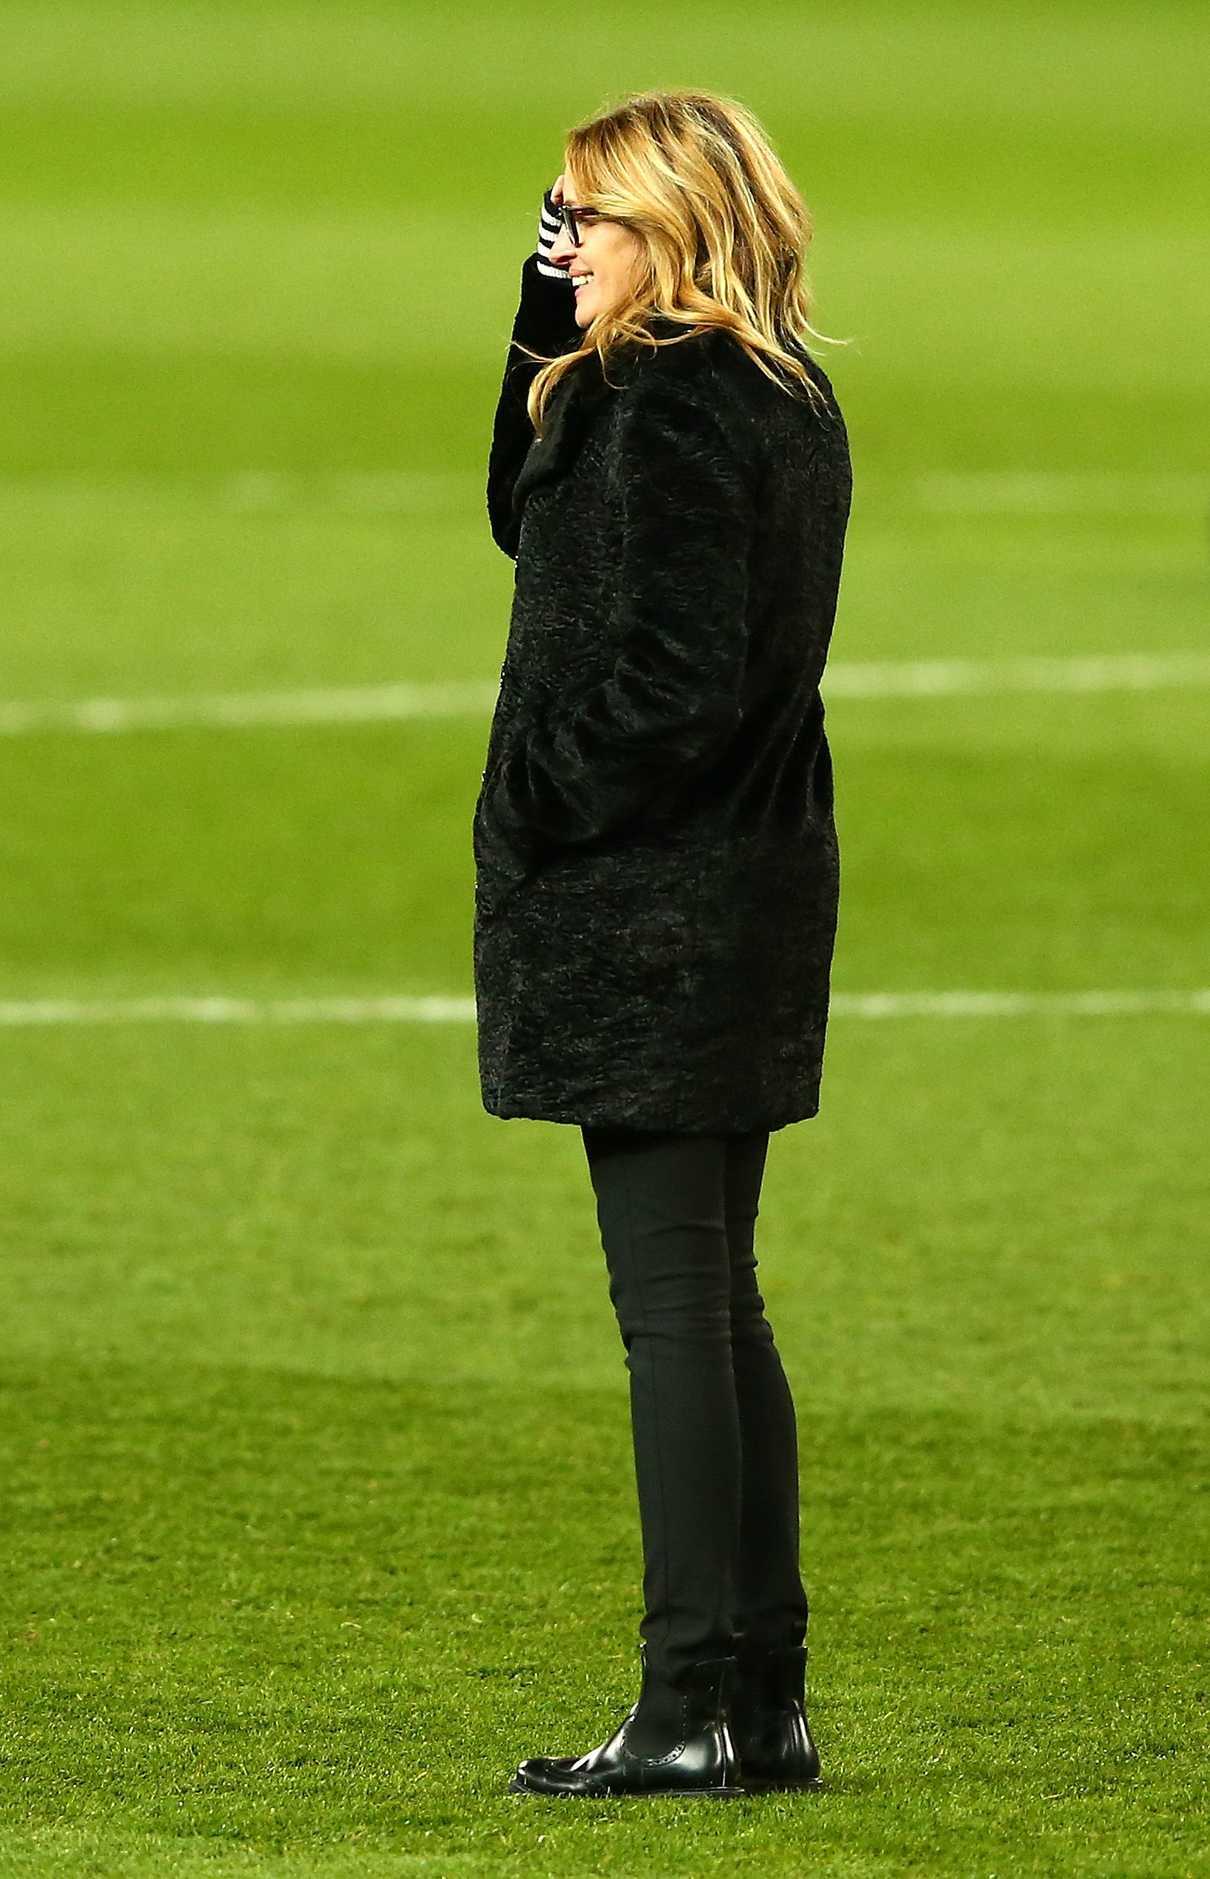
[548,170,644,326]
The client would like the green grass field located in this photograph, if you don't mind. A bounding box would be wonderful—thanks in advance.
[2,4,1208,1873]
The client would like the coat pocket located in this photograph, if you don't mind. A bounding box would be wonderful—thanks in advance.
[473,785,538,921]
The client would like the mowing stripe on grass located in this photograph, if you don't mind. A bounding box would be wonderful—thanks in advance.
[915,470,1210,513]
[0,990,1207,1027]
[2,469,1207,514]
[3,652,1209,737]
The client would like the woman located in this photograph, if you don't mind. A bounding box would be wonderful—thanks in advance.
[473,88,853,1799]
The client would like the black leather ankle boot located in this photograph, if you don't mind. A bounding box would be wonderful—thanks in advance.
[729,1641,822,1791]
[507,1642,744,1798]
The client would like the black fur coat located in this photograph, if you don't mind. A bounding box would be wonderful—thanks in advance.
[473,253,853,1133]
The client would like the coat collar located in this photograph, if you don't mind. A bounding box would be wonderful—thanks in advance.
[509,317,709,519]
[510,344,620,520]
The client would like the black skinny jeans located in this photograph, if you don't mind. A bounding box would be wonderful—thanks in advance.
[580,1124,810,1688]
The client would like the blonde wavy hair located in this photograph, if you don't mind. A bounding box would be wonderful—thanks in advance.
[518,87,852,437]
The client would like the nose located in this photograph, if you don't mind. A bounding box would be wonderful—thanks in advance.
[548,220,577,270]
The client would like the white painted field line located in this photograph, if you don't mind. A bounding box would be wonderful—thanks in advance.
[824,652,1210,697]
[4,651,1210,737]
[835,990,1210,1017]
[0,681,498,735]
[0,995,476,1027]
[1,990,1207,1028]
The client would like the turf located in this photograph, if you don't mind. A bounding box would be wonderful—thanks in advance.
[1,3,1208,1873]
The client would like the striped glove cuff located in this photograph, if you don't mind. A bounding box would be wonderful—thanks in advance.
[536,185,569,281]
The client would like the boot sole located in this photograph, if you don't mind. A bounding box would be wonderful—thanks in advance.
[738,1773,824,1793]
[508,1773,745,1799]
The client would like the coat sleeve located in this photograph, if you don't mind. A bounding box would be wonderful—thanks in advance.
[487,253,579,558]
[486,363,756,852]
